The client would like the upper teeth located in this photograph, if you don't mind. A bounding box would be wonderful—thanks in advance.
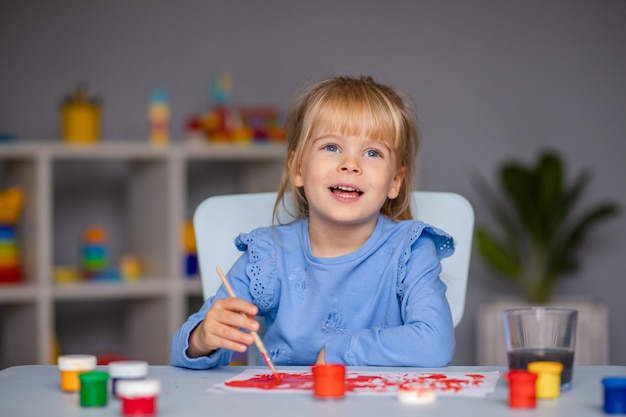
[335,186,358,192]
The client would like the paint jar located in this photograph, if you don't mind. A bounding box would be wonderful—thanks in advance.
[602,377,626,414]
[311,364,346,399]
[57,354,97,392]
[109,360,149,398]
[528,361,563,399]
[79,371,109,407]
[506,370,537,408]
[117,379,161,416]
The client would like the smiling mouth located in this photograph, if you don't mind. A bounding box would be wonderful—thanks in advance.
[330,185,364,196]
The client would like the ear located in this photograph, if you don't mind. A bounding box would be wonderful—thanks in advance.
[387,166,406,200]
[288,151,304,187]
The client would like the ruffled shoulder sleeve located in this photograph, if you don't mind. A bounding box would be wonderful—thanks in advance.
[234,227,277,312]
[396,221,455,297]
[416,222,455,259]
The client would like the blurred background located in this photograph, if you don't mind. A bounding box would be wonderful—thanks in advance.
[1,0,625,366]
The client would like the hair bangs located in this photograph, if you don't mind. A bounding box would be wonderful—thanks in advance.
[307,89,402,150]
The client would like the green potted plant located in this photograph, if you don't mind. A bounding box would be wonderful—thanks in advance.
[475,149,620,303]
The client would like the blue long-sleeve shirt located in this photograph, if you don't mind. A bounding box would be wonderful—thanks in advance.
[171,214,455,369]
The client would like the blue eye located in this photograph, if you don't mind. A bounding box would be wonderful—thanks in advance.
[365,149,381,158]
[323,144,339,152]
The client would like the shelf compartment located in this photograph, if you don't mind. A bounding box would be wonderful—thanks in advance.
[55,297,170,365]
[52,157,171,281]
[0,302,40,368]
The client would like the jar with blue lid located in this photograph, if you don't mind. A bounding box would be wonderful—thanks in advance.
[602,377,626,414]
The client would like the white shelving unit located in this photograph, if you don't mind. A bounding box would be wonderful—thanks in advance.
[0,141,285,368]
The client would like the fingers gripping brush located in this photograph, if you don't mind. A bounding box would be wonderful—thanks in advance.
[216,266,281,383]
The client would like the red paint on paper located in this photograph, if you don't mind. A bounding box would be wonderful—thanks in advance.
[224,372,486,394]
[225,372,312,390]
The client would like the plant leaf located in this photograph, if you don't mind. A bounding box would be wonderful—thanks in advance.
[535,151,564,242]
[475,228,523,279]
[501,163,543,243]
[549,203,620,277]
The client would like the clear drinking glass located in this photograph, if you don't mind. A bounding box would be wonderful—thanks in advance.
[503,307,578,390]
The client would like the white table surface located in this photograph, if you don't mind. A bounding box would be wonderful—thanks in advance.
[0,365,624,416]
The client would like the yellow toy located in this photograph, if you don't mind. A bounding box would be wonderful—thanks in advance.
[53,266,80,284]
[119,254,143,282]
[61,84,101,144]
[0,187,24,224]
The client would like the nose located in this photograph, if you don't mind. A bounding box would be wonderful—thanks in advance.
[339,155,361,174]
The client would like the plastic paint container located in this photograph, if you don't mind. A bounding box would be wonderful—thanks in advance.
[79,371,109,407]
[528,361,563,399]
[398,383,436,404]
[61,96,101,143]
[311,364,346,399]
[57,354,97,392]
[506,370,537,408]
[602,377,626,414]
[117,379,161,416]
[109,360,149,398]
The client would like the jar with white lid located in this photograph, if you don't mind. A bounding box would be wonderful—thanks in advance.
[57,354,97,392]
[108,360,149,398]
[117,379,161,416]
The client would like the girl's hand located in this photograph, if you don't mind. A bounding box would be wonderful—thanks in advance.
[187,297,259,358]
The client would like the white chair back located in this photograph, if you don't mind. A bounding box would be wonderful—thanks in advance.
[193,191,474,327]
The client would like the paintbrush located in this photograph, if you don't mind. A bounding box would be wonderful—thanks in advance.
[216,266,281,383]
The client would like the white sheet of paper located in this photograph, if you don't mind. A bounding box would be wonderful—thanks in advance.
[208,369,501,398]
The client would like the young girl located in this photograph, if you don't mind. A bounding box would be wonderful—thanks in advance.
[171,75,455,369]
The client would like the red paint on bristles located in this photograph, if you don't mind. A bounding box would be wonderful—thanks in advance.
[216,266,281,383]
[261,351,281,383]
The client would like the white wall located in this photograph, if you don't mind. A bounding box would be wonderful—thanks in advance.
[1,0,625,365]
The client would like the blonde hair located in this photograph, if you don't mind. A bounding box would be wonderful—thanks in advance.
[274,75,420,222]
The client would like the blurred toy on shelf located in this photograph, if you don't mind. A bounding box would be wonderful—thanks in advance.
[239,106,285,141]
[0,225,22,283]
[184,73,285,144]
[211,72,233,105]
[55,228,143,284]
[148,88,170,146]
[119,254,143,282]
[60,83,102,144]
[0,187,24,224]
[54,265,80,284]
[81,224,118,281]
[0,187,24,284]
[185,105,284,144]
[95,351,129,366]
[182,220,197,278]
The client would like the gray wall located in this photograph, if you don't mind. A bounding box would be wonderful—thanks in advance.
[1,0,625,365]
